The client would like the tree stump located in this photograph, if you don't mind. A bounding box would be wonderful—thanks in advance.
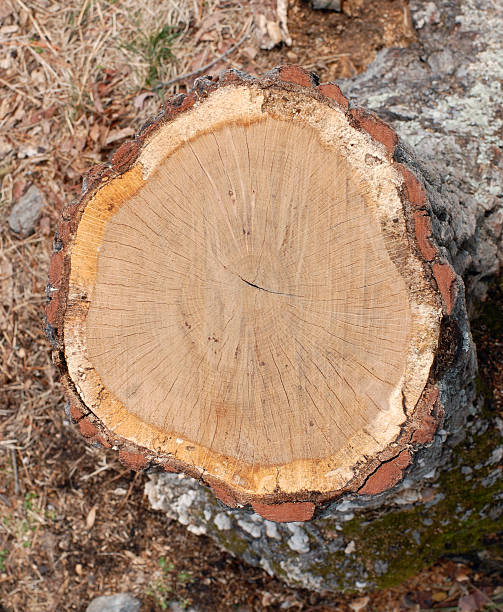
[46,65,473,523]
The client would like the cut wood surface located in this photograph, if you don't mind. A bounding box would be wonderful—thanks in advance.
[46,66,465,519]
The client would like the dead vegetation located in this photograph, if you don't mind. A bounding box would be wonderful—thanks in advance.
[0,0,500,610]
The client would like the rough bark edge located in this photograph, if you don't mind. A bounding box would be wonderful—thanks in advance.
[45,65,466,521]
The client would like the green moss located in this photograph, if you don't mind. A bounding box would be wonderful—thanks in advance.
[299,423,502,589]
[215,529,250,557]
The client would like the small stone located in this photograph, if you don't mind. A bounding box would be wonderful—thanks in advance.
[8,184,45,236]
[487,446,503,466]
[170,602,199,612]
[413,1,440,28]
[312,0,342,10]
[373,560,389,575]
[344,540,356,554]
[113,487,128,496]
[428,49,457,75]
[187,524,207,535]
[86,593,141,612]
[237,519,262,538]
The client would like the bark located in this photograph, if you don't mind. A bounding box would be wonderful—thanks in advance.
[340,0,503,305]
[143,0,503,592]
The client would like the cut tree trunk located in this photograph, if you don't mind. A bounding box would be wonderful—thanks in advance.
[46,65,471,523]
[46,0,503,591]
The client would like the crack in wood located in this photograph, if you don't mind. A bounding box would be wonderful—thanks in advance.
[237,274,301,298]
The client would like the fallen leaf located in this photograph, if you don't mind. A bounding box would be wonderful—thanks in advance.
[134,92,154,110]
[12,180,26,201]
[105,127,135,145]
[261,591,274,606]
[0,98,11,121]
[39,216,51,236]
[92,81,104,114]
[89,123,100,143]
[0,1,14,19]
[0,136,12,157]
[0,255,13,309]
[194,13,221,44]
[455,566,472,582]
[243,45,258,60]
[86,504,97,530]
[432,591,447,602]
[0,24,19,35]
[458,591,489,612]
[349,595,369,611]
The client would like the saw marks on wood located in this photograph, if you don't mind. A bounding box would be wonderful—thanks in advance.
[84,117,411,466]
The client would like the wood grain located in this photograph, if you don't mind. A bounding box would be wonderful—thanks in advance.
[49,67,450,512]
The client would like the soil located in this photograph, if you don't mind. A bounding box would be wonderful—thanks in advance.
[0,0,501,610]
[250,0,416,80]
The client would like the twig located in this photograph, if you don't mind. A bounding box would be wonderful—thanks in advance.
[117,471,140,513]
[0,76,41,106]
[11,448,20,496]
[13,0,59,57]
[153,27,253,92]
[0,493,12,507]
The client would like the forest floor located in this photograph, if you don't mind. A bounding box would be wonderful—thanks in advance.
[0,0,502,610]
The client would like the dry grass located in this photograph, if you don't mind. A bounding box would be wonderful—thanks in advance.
[1,0,497,610]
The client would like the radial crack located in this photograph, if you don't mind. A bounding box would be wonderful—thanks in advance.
[238,274,301,298]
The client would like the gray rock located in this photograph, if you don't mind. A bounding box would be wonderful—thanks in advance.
[86,593,141,612]
[312,0,342,10]
[8,184,45,236]
[427,49,457,75]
